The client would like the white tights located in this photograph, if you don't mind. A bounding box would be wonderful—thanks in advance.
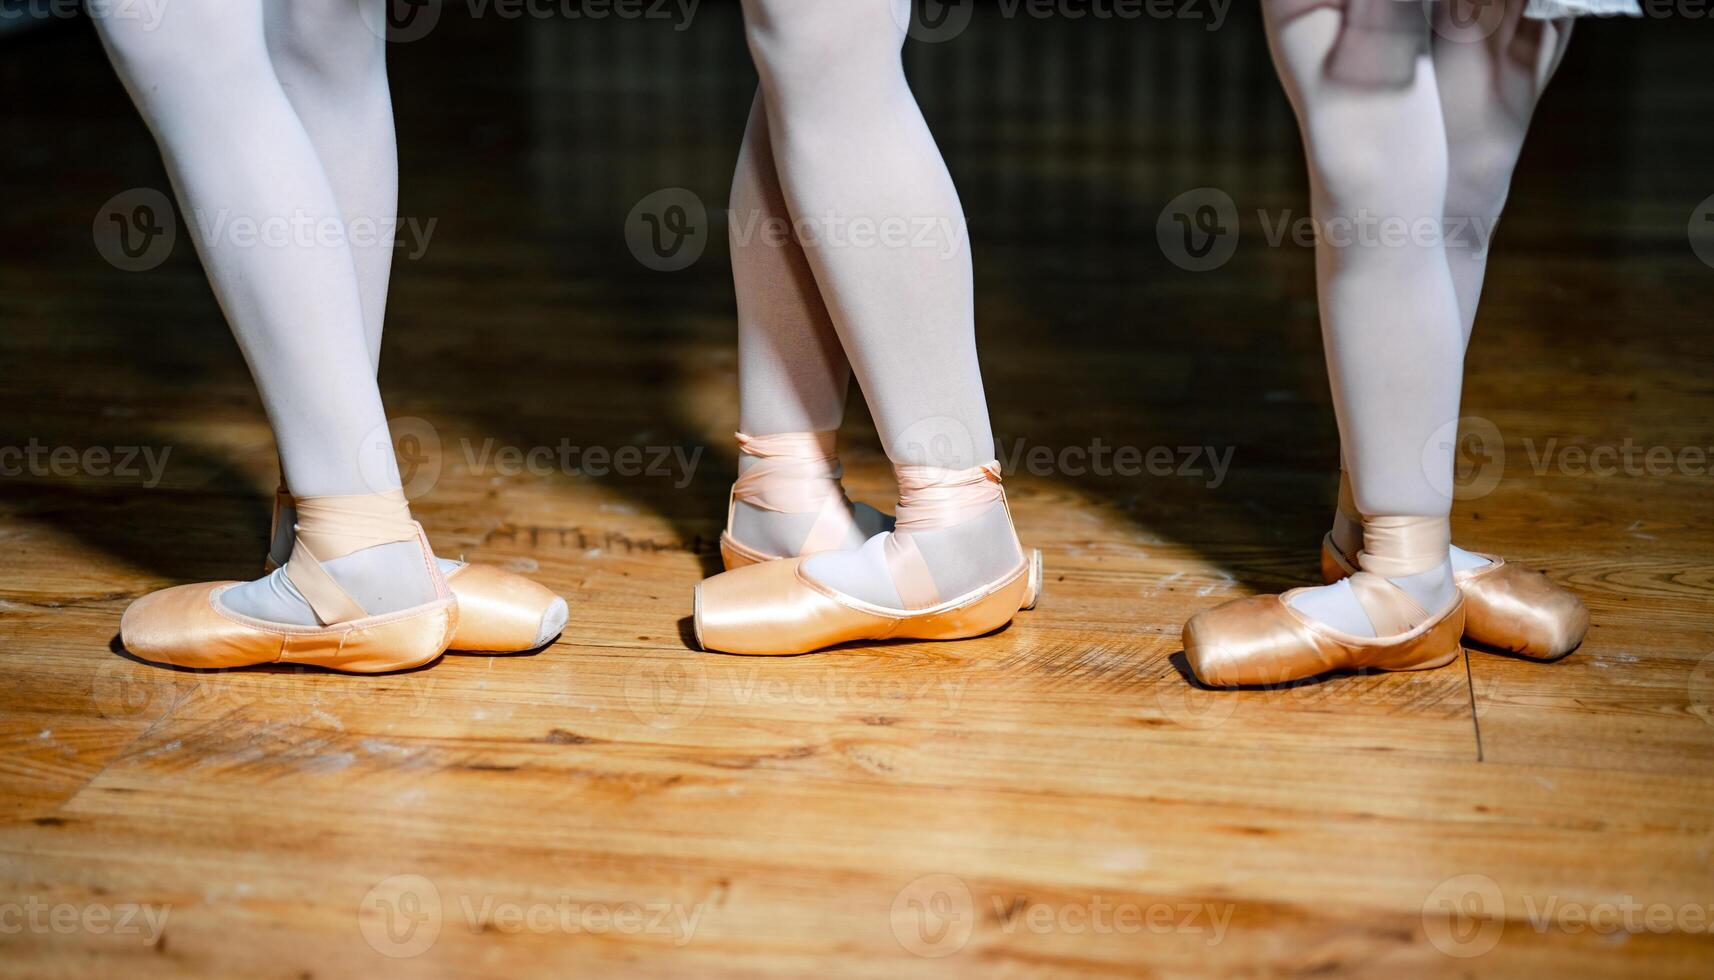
[734,0,1022,607]
[94,0,433,624]
[1266,0,1571,634]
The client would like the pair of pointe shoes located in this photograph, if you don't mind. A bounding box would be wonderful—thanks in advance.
[695,438,1042,656]
[1183,535,1588,687]
[121,492,566,674]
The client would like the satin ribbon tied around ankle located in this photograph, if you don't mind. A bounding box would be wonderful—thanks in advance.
[1357,514,1451,579]
[884,461,1006,609]
[731,430,856,554]
[284,489,420,626]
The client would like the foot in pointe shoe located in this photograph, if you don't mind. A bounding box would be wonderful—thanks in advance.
[123,493,458,673]
[1320,535,1588,659]
[695,461,1043,655]
[268,487,567,652]
[1183,572,1466,687]
[717,430,892,571]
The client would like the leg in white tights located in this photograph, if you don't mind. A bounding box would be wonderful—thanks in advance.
[1264,3,1462,635]
[94,0,433,623]
[1328,3,1574,580]
[729,93,890,556]
[738,0,1022,608]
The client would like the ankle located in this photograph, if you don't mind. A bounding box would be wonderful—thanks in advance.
[1358,514,1455,613]
[728,430,860,555]
[1330,470,1363,557]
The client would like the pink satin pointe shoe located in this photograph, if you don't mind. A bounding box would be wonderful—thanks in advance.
[1183,572,1466,687]
[122,494,458,673]
[718,430,888,571]
[1320,535,1588,659]
[267,487,566,652]
[695,460,1042,655]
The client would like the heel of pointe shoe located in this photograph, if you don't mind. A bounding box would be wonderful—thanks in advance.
[718,532,772,572]
[1021,548,1043,610]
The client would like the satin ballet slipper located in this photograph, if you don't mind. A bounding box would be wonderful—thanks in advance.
[718,430,879,571]
[122,519,457,673]
[697,461,1042,655]
[1320,535,1588,659]
[1183,572,1465,687]
[267,486,566,652]
[695,550,1043,656]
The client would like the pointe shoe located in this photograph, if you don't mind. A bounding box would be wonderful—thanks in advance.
[695,549,1043,656]
[1183,573,1465,687]
[717,430,885,571]
[122,522,458,673]
[267,487,566,652]
[1320,534,1587,659]
[697,460,1042,655]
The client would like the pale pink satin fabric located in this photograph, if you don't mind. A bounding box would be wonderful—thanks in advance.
[731,430,855,554]
[885,461,1006,609]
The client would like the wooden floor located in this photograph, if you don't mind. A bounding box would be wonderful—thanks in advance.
[3,6,1712,977]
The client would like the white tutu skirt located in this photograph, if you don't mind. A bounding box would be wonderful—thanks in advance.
[1525,0,1642,17]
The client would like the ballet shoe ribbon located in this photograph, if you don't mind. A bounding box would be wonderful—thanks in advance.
[885,461,1007,610]
[285,489,420,626]
[1357,514,1451,579]
[732,431,855,554]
